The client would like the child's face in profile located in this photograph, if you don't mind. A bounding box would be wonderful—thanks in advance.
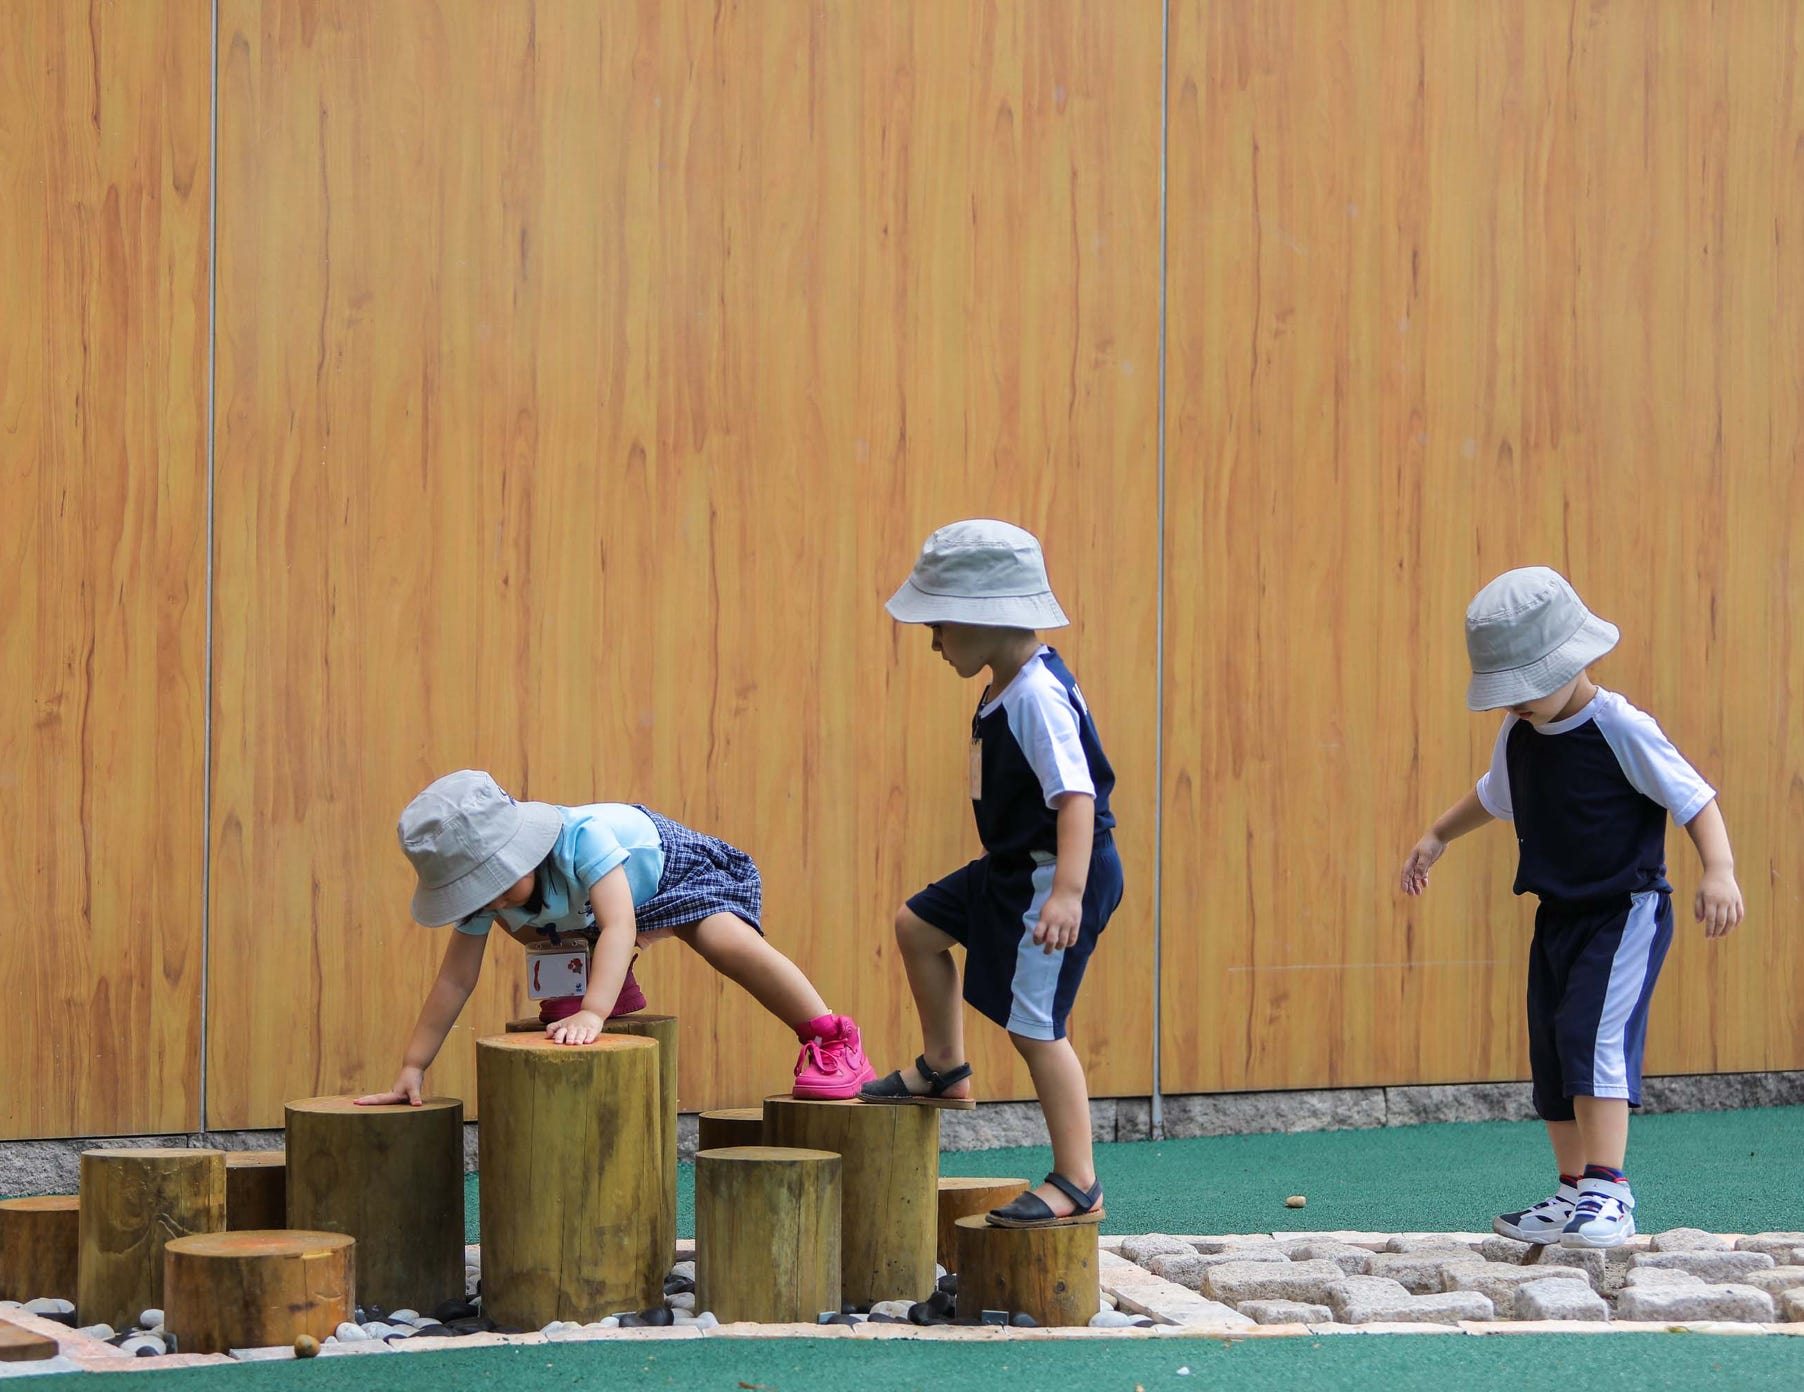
[483,871,536,914]
[929,622,994,680]
[1507,674,1585,726]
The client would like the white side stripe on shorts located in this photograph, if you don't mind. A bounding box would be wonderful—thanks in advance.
[1591,890,1661,1097]
[1005,861,1063,1041]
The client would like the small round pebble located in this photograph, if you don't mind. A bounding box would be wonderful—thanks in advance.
[934,1264,948,1281]
[294,1335,320,1358]
[334,1322,370,1342]
[434,1297,476,1323]
[637,1307,674,1327]
[413,1324,455,1338]
[666,1292,696,1312]
[76,1324,114,1340]
[1008,1312,1038,1328]
[936,1273,958,1297]
[120,1335,166,1356]
[25,1297,75,1316]
[668,1260,695,1281]
[692,1313,718,1330]
[388,1309,419,1324]
[594,1317,620,1330]
[1132,1318,1156,1328]
[1285,1195,1307,1209]
[138,1308,164,1329]
[1089,1309,1137,1328]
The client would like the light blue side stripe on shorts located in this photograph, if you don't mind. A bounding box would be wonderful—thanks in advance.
[1591,890,1661,1097]
[1005,860,1062,1041]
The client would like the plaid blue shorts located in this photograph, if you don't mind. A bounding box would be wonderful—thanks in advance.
[634,808,764,935]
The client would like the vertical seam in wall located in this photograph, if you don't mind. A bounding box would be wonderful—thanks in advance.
[198,0,220,1136]
[1150,0,1170,1141]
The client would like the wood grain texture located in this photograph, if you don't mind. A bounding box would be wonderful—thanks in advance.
[162,1230,354,1354]
[208,0,1161,1126]
[77,1148,226,1331]
[0,0,211,1140]
[953,1213,1097,1326]
[224,1152,287,1232]
[694,1146,841,1324]
[937,1176,1029,1270]
[1161,0,1804,1094]
[0,1198,81,1302]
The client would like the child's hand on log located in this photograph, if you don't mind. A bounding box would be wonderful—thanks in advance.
[547,1009,606,1045]
[355,1065,425,1106]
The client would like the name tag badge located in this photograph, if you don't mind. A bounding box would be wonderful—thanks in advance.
[968,737,983,800]
[526,947,589,1000]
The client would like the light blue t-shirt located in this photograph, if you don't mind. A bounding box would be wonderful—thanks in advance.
[456,803,665,938]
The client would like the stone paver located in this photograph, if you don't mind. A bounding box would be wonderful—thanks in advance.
[1238,1300,1333,1325]
[1479,1236,1533,1265]
[1624,1266,1704,1288]
[1736,1233,1804,1259]
[1629,1250,1775,1283]
[1385,1235,1483,1254]
[1615,1284,1776,1323]
[1446,1262,1588,1309]
[1651,1228,1732,1253]
[1367,1251,1486,1294]
[1146,1246,1291,1288]
[1100,1251,1255,1328]
[1733,1266,1804,1297]
[1512,1279,1609,1321]
[1332,1285,1495,1326]
[1782,1290,1804,1323]
[1287,1242,1374,1275]
[1534,1246,1608,1283]
[1118,1234,1198,1265]
[1203,1259,1347,1305]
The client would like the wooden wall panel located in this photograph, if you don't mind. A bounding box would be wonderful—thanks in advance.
[1161,0,1804,1095]
[210,0,1161,1127]
[0,0,212,1138]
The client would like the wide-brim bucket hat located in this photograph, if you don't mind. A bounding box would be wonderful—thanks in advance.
[398,770,563,925]
[1465,566,1619,711]
[886,518,1069,629]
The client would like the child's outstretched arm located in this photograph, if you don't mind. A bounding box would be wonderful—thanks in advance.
[1683,800,1744,938]
[357,927,490,1105]
[1400,789,1495,895]
[1034,792,1095,954]
[545,865,637,1046]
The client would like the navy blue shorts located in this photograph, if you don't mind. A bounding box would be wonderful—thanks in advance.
[635,808,764,935]
[906,840,1123,1041]
[1527,890,1673,1121]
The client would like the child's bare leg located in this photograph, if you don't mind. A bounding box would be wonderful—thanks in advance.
[1010,1032,1095,1213]
[1572,1096,1629,1170]
[676,913,828,1026]
[1545,1119,1587,1178]
[893,906,971,1095]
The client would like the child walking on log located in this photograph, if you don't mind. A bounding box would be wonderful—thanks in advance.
[863,520,1125,1228]
[1402,567,1743,1248]
[358,772,876,1105]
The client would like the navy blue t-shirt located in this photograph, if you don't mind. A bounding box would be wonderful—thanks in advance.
[1475,690,1715,903]
[970,647,1115,861]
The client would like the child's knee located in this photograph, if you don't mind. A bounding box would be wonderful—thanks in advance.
[894,905,936,950]
[1007,1030,1068,1058]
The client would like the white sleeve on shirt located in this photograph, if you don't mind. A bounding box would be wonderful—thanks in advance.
[1594,693,1717,825]
[1002,672,1096,808]
[1474,715,1517,820]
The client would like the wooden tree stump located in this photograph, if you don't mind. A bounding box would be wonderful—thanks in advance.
[504,1015,541,1033]
[935,1178,1028,1271]
[696,1146,840,1324]
[77,1148,226,1330]
[0,1196,80,1301]
[763,1097,938,1306]
[477,1034,662,1325]
[163,1230,354,1354]
[954,1216,1098,1327]
[0,1324,58,1363]
[603,1014,679,1270]
[225,1153,287,1232]
[697,1107,765,1153]
[285,1096,463,1313]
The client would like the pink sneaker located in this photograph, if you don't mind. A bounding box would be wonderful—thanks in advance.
[538,966,647,1024]
[792,1013,878,1100]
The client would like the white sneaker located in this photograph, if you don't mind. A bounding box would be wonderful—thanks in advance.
[1493,1182,1580,1244]
[1560,1176,1636,1248]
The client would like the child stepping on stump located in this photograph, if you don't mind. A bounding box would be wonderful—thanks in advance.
[359,772,874,1106]
[863,521,1124,1228]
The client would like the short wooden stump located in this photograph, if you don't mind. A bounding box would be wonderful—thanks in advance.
[954,1215,1098,1327]
[477,1033,663,1325]
[0,1325,58,1363]
[936,1177,1029,1270]
[602,1013,680,1269]
[163,1230,354,1354]
[0,1196,80,1302]
[78,1148,226,1330]
[225,1152,287,1232]
[285,1096,463,1313]
[697,1107,765,1153]
[763,1097,938,1306]
[695,1146,840,1324]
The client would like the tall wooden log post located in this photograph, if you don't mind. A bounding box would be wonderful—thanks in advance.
[0,1197,81,1301]
[225,1152,287,1232]
[77,1148,226,1330]
[285,1096,464,1313]
[954,1216,1098,1326]
[602,1014,679,1271]
[695,1147,840,1324]
[163,1231,354,1353]
[935,1178,1029,1271]
[763,1098,938,1306]
[477,1034,662,1325]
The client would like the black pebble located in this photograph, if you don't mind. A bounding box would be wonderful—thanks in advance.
[840,1301,861,1316]
[937,1273,958,1297]
[434,1298,476,1323]
[617,1314,645,1329]
[662,1276,694,1296]
[827,1314,859,1327]
[865,1313,903,1325]
[1132,1318,1156,1328]
[40,1312,78,1329]
[493,1326,527,1336]
[135,1347,158,1358]
[363,1306,386,1323]
[926,1289,956,1317]
[907,1302,934,1326]
[637,1307,674,1327]
[106,1334,132,1348]
[1009,1312,1037,1327]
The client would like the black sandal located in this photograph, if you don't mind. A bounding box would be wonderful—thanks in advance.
[986,1172,1105,1228]
[858,1055,977,1110]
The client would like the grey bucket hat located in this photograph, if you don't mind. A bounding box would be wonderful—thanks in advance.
[886,519,1069,629]
[398,770,563,926]
[1465,566,1619,711]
